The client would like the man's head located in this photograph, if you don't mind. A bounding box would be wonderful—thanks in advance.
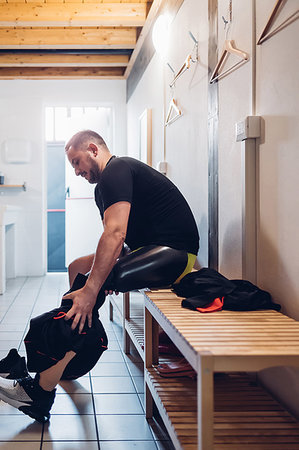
[65,130,111,184]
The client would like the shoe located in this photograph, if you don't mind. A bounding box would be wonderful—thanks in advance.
[0,374,56,423]
[157,358,197,379]
[0,349,29,379]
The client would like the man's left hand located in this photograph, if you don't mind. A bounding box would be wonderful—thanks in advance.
[63,286,97,334]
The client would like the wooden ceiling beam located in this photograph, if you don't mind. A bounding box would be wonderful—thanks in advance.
[0,66,125,78]
[0,27,137,49]
[124,0,163,79]
[0,53,130,67]
[0,3,146,27]
[126,0,185,100]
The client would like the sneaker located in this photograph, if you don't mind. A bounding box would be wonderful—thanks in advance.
[0,349,29,379]
[0,374,56,423]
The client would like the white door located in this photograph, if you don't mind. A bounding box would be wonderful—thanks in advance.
[45,105,112,267]
[65,156,103,266]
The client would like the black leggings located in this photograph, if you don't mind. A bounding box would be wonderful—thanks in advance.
[102,245,189,293]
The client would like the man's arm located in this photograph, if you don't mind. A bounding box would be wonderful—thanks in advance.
[63,201,131,333]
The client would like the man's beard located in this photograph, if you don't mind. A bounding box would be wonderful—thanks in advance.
[88,158,101,183]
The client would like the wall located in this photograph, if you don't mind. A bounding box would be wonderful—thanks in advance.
[127,0,209,267]
[127,0,299,419]
[256,0,299,320]
[127,52,164,169]
[217,0,254,278]
[255,0,299,419]
[0,79,126,276]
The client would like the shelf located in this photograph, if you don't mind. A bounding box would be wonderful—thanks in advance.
[125,316,144,360]
[146,367,299,450]
[0,183,26,191]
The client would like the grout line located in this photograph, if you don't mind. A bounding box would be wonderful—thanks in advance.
[40,423,45,449]
[89,372,101,449]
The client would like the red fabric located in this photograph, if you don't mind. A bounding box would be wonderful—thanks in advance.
[196,297,224,313]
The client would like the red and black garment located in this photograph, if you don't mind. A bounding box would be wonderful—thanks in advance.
[24,273,108,380]
[174,268,281,313]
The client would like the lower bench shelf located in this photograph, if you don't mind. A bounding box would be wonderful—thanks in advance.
[124,316,144,359]
[146,368,299,450]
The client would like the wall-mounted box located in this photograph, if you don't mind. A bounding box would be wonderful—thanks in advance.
[2,139,32,164]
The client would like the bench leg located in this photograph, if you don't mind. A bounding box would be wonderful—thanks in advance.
[122,292,130,354]
[197,352,214,450]
[144,307,159,418]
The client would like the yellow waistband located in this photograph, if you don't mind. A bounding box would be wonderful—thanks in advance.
[174,253,197,284]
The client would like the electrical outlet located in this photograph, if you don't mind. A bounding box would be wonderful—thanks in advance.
[235,116,261,142]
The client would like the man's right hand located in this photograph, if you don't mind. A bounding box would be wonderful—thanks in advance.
[63,285,97,334]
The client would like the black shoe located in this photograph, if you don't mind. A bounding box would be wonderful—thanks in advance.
[0,374,56,423]
[0,349,29,379]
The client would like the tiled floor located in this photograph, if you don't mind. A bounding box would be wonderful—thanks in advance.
[0,274,174,450]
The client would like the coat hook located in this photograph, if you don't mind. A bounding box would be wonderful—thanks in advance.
[189,31,198,45]
[167,63,175,74]
[222,16,229,29]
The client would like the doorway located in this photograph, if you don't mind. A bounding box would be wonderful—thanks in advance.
[45,106,112,272]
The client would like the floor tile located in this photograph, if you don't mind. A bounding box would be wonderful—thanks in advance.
[42,441,99,449]
[0,331,24,341]
[0,340,20,351]
[148,417,172,441]
[91,376,135,394]
[96,414,153,441]
[0,274,174,449]
[1,314,29,324]
[51,393,94,415]
[0,324,26,332]
[43,414,97,441]
[105,331,118,341]
[127,361,144,376]
[0,401,23,415]
[105,340,119,350]
[122,348,143,363]
[99,441,158,450]
[0,415,42,441]
[93,393,143,414]
[138,393,145,411]
[99,350,124,363]
[57,377,91,394]
[0,442,41,449]
[91,362,130,377]
[132,376,145,394]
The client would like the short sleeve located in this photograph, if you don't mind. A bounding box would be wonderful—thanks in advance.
[99,158,133,212]
[94,184,104,220]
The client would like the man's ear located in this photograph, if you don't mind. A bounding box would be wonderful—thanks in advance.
[88,143,98,157]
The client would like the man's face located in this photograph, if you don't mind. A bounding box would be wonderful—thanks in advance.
[67,146,101,184]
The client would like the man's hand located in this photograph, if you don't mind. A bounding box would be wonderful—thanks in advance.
[63,285,97,334]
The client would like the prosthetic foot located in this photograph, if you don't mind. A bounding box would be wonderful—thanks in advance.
[0,374,56,423]
[0,349,29,379]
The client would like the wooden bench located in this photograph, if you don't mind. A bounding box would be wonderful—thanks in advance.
[143,289,299,450]
[108,291,145,358]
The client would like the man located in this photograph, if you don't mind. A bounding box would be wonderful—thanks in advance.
[63,130,199,333]
[0,129,199,423]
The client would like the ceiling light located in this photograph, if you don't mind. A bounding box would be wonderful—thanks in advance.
[152,14,171,57]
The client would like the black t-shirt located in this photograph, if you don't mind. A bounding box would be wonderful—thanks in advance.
[94,156,199,255]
